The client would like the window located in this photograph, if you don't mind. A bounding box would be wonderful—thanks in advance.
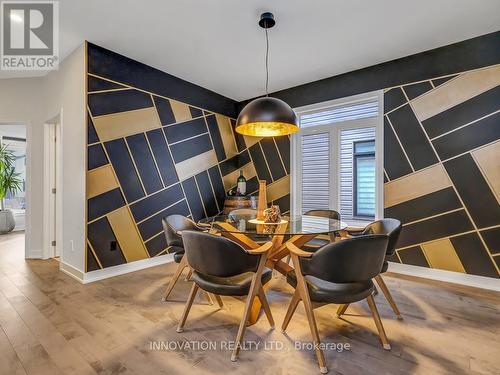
[353,140,375,218]
[291,91,383,224]
[340,128,375,220]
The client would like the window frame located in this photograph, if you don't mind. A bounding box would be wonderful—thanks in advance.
[290,90,384,222]
[353,140,376,219]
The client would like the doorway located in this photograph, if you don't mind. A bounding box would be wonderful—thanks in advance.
[0,125,27,232]
[0,123,27,251]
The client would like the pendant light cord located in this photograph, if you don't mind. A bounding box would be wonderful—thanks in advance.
[265,27,269,97]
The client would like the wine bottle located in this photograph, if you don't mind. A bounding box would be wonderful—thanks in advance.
[236,170,247,196]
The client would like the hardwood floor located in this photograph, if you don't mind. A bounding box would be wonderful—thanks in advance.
[0,232,499,375]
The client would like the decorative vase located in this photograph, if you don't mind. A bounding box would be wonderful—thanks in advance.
[256,180,267,220]
[264,205,281,223]
[0,209,15,234]
[263,205,281,234]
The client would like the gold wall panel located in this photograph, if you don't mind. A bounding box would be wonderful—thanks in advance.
[244,135,262,149]
[175,149,218,181]
[384,164,452,208]
[216,114,238,159]
[412,65,500,121]
[92,107,161,141]
[86,165,119,199]
[170,100,192,123]
[266,175,290,203]
[107,207,150,262]
[421,238,466,273]
[472,140,500,202]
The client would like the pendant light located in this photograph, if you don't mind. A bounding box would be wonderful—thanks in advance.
[235,12,299,137]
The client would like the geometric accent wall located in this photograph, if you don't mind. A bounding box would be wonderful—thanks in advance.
[383,64,500,278]
[85,43,290,272]
[85,41,499,279]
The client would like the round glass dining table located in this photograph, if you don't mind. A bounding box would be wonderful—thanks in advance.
[198,213,347,325]
[199,214,347,237]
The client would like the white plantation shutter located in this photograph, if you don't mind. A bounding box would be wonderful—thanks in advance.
[300,132,330,213]
[300,100,378,128]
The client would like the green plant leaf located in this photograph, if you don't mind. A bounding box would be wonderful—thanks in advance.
[0,144,22,199]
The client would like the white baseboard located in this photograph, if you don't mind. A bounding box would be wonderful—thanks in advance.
[58,256,498,290]
[59,261,85,283]
[25,248,43,259]
[60,254,175,284]
[388,262,500,292]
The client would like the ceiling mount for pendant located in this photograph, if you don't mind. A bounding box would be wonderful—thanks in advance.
[259,12,275,29]
[235,12,299,137]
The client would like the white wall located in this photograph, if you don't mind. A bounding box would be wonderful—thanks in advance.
[0,44,86,271]
[0,75,43,258]
[41,45,86,271]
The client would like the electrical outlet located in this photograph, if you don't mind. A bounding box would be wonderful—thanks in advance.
[110,241,117,251]
[70,240,74,252]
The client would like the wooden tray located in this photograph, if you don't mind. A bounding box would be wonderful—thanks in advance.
[248,219,288,225]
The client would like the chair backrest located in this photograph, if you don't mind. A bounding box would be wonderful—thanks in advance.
[299,235,388,283]
[362,218,401,256]
[182,230,261,277]
[305,209,341,221]
[162,215,200,248]
[228,209,258,231]
[228,209,257,221]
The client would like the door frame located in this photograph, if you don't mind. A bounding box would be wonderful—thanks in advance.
[290,90,384,220]
[43,112,63,259]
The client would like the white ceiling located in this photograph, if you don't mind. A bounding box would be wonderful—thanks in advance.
[2,0,500,101]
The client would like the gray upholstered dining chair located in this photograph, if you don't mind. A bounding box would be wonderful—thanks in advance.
[345,218,403,319]
[305,209,341,221]
[300,209,342,252]
[282,234,390,374]
[161,215,221,306]
[228,208,271,242]
[176,230,275,362]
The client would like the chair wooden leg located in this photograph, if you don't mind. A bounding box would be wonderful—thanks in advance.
[374,275,402,319]
[336,304,349,318]
[176,283,199,333]
[257,286,275,329]
[248,291,262,325]
[281,289,300,333]
[231,257,266,362]
[366,294,391,350]
[162,256,188,301]
[214,294,224,308]
[292,256,327,374]
[185,268,193,281]
[203,291,213,305]
[231,280,259,361]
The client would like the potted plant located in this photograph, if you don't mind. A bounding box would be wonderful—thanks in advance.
[0,144,23,234]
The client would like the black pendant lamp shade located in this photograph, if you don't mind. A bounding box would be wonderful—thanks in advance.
[235,12,299,137]
[235,97,299,137]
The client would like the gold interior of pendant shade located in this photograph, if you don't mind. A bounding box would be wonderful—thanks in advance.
[235,121,299,137]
